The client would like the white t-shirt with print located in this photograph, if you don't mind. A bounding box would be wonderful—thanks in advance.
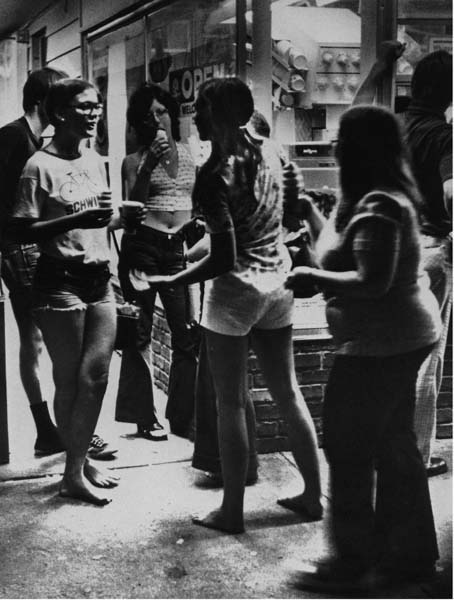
[14,147,110,265]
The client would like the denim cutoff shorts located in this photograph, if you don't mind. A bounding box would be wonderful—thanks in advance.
[33,254,114,312]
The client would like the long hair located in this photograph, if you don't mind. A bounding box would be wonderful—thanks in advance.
[335,104,422,231]
[126,82,180,144]
[196,77,262,196]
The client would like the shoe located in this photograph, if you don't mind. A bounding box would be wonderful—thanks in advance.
[293,559,370,593]
[137,423,168,441]
[200,471,258,488]
[87,435,118,460]
[34,433,65,457]
[170,423,191,439]
[427,457,448,477]
[372,564,437,588]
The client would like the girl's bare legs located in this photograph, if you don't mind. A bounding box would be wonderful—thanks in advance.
[38,301,118,505]
[251,325,323,518]
[193,330,249,533]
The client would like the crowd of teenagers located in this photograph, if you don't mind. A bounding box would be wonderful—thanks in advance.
[0,40,451,593]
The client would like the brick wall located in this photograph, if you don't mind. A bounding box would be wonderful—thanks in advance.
[152,308,172,393]
[249,338,333,451]
[152,305,452,450]
[437,318,453,440]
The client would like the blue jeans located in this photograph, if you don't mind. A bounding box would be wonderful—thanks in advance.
[116,227,197,432]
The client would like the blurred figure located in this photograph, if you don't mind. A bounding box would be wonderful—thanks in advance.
[287,105,441,592]
[406,50,452,477]
[353,42,452,478]
[117,83,198,440]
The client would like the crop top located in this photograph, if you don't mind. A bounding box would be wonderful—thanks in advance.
[143,143,194,212]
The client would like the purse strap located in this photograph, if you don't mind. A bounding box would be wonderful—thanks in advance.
[110,230,121,257]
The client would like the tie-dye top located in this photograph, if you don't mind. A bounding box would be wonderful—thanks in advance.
[144,143,194,212]
[192,138,291,292]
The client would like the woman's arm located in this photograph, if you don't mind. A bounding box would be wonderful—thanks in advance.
[7,208,114,244]
[132,229,235,290]
[301,195,326,241]
[353,40,405,106]
[282,163,326,241]
[286,218,400,298]
[105,158,147,232]
[186,233,210,262]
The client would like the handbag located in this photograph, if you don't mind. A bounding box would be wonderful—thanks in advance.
[110,232,141,350]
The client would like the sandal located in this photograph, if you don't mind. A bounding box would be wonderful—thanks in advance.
[137,423,168,441]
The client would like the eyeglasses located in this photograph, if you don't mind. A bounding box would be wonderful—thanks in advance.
[68,102,104,115]
[143,107,168,122]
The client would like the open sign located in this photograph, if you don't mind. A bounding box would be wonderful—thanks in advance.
[169,63,232,103]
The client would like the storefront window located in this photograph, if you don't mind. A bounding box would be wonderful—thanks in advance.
[87,20,146,195]
[398,0,452,20]
[146,0,236,159]
[396,0,452,105]
[266,0,362,190]
[86,1,237,194]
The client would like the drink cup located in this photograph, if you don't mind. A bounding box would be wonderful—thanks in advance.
[282,162,311,219]
[155,128,170,164]
[282,162,301,204]
[121,200,144,235]
[98,190,113,209]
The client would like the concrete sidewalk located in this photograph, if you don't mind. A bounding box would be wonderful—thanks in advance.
[0,299,452,599]
[0,439,451,599]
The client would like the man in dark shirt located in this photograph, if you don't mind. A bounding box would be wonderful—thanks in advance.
[405,50,452,477]
[0,68,67,456]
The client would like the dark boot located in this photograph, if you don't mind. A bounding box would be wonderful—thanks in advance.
[30,401,65,456]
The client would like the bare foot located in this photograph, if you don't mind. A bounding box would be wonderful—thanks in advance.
[84,460,120,488]
[277,494,323,520]
[59,478,111,506]
[192,508,244,534]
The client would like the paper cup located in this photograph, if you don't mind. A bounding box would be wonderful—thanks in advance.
[122,200,144,235]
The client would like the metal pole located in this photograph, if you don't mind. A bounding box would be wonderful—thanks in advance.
[236,0,247,82]
[0,274,9,464]
[251,0,272,125]
[376,0,397,108]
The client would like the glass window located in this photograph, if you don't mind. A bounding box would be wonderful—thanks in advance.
[398,0,452,19]
[146,0,237,160]
[87,20,146,196]
[86,1,238,195]
[395,0,451,108]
